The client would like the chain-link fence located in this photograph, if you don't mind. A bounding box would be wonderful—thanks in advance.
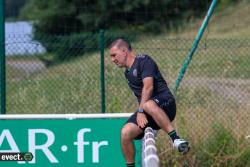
[6,32,250,165]
[4,0,250,165]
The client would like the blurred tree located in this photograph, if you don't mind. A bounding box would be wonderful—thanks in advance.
[18,0,209,63]
[5,0,26,19]
[20,0,210,35]
[18,0,240,63]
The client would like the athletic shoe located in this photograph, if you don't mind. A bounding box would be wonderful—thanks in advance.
[173,139,190,154]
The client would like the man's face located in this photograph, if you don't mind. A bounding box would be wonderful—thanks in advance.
[109,46,127,68]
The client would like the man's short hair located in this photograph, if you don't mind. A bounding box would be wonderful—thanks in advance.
[108,38,132,51]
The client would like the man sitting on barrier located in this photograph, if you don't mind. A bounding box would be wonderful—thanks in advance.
[108,38,190,167]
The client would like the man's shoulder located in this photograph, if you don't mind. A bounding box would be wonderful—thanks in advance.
[136,54,147,58]
[136,54,152,61]
[136,54,156,65]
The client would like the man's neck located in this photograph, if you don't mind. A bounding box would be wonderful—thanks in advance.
[126,52,136,68]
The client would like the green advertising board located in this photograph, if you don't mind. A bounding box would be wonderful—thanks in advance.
[0,114,141,167]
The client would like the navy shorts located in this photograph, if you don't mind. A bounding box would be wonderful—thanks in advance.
[126,93,176,140]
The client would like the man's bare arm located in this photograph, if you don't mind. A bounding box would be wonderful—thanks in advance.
[137,77,154,128]
[139,77,154,109]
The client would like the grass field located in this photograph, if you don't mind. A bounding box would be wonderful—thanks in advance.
[6,1,250,166]
[168,0,250,38]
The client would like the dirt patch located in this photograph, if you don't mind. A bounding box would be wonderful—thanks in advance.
[7,60,46,81]
[182,77,250,104]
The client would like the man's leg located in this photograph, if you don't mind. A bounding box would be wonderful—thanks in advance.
[143,100,190,154]
[121,123,143,166]
[143,100,174,133]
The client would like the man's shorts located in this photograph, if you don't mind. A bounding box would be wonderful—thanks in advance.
[126,93,176,140]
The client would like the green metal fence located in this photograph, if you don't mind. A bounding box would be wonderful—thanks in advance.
[4,32,250,166]
[5,34,250,111]
[0,0,5,115]
[3,0,250,166]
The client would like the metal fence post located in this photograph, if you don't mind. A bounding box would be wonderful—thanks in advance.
[173,0,218,95]
[99,29,106,113]
[0,0,5,114]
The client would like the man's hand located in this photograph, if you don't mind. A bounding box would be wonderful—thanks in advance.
[137,112,148,128]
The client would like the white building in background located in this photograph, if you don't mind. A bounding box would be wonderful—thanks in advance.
[5,21,46,56]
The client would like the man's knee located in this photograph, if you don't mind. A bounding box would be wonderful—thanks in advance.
[121,125,133,141]
[121,123,143,141]
[143,100,157,115]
